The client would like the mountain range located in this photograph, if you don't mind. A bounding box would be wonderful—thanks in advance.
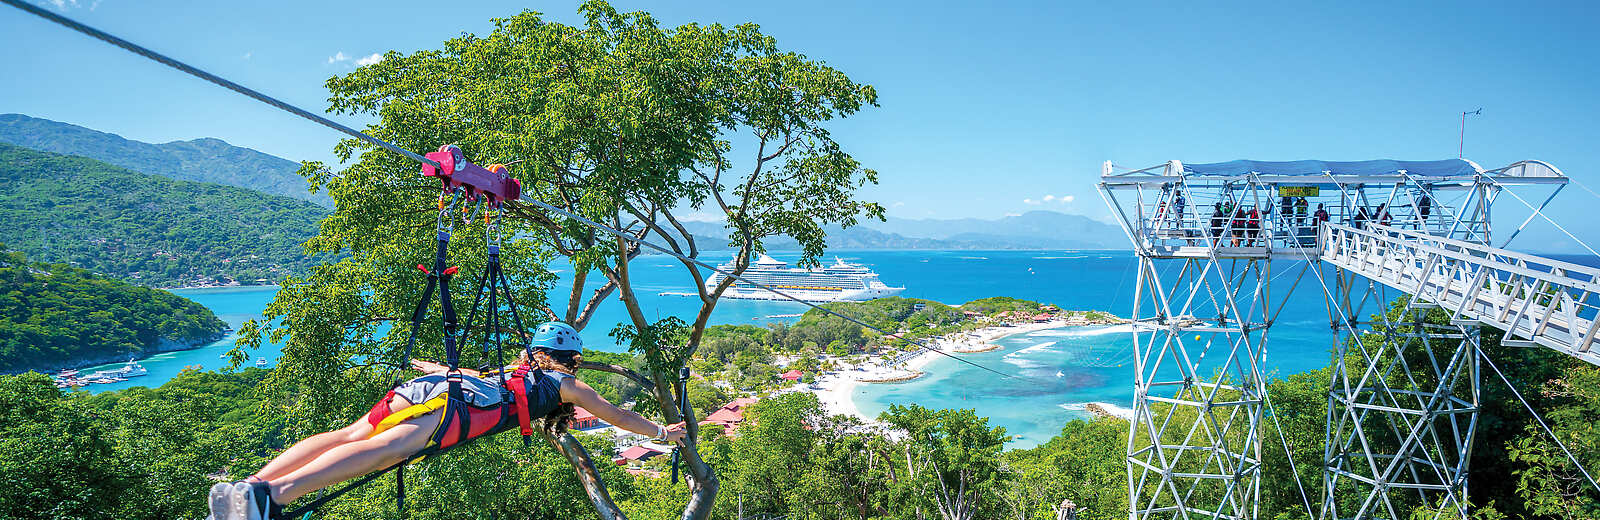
[1,114,1122,265]
[0,113,328,206]
[0,142,326,287]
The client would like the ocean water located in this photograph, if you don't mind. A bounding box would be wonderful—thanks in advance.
[79,249,1589,449]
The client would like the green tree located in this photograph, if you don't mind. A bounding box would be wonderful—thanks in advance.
[880,404,1010,520]
[1000,418,1126,520]
[245,2,879,518]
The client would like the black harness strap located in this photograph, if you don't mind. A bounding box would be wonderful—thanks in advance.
[279,204,539,519]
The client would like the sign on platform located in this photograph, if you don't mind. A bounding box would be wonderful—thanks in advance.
[1278,186,1320,197]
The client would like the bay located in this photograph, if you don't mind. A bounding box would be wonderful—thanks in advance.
[81,249,1557,449]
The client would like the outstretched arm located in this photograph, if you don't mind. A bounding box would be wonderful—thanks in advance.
[409,358,483,378]
[560,377,686,443]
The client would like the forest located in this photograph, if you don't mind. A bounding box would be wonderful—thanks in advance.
[0,142,326,287]
[0,246,226,373]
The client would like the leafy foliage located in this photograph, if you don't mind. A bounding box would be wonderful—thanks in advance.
[0,246,225,372]
[0,142,327,287]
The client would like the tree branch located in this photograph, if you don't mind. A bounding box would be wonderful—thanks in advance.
[578,361,655,391]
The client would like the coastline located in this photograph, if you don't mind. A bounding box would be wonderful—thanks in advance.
[6,329,229,375]
[165,283,282,291]
[809,317,1118,421]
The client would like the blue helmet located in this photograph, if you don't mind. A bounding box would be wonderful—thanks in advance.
[531,321,582,352]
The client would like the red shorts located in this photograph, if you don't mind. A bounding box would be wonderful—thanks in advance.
[365,391,399,428]
[361,390,507,449]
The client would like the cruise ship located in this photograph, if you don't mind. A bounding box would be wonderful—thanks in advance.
[706,254,904,303]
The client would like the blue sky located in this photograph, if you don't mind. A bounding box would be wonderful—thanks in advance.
[4,1,1599,251]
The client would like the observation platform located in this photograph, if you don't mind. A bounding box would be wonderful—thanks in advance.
[1099,158,1568,261]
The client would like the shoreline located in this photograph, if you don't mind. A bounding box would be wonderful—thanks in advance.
[165,283,281,291]
[7,329,229,376]
[809,316,1121,421]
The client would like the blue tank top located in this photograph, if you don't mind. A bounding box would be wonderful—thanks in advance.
[521,369,571,418]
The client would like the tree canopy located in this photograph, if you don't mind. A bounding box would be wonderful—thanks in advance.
[244,2,882,517]
[0,246,226,372]
[0,142,327,288]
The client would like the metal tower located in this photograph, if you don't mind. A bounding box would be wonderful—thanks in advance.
[1099,158,1574,520]
[1100,161,1305,520]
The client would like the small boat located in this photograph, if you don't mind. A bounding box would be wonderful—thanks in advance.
[88,359,148,379]
[256,357,269,368]
[1056,370,1065,378]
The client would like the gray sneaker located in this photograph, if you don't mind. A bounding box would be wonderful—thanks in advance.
[207,482,231,520]
[228,481,255,520]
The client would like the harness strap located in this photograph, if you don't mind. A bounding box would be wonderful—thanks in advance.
[507,365,535,437]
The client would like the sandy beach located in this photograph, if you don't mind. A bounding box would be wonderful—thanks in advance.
[809,318,1099,420]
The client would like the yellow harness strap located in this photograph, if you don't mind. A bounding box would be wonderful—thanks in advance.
[369,395,450,461]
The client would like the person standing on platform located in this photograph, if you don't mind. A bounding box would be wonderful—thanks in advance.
[1417,193,1432,227]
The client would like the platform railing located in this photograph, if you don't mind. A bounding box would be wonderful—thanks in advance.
[1319,222,1600,365]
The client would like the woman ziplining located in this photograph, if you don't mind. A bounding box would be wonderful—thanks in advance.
[206,322,686,520]
[200,149,687,520]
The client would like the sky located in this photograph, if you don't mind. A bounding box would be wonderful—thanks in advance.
[4,0,1599,251]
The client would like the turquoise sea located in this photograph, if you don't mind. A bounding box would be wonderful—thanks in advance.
[76,250,1407,448]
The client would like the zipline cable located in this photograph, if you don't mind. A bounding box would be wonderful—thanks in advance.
[0,0,435,167]
[0,0,1033,382]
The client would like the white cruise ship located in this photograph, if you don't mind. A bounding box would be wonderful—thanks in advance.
[706,254,904,303]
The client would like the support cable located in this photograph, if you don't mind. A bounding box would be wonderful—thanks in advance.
[0,0,1032,382]
[1264,391,1318,519]
[1485,177,1600,259]
[1572,177,1600,205]
[1474,342,1600,495]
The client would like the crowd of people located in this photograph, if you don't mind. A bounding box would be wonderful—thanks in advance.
[1153,187,1436,248]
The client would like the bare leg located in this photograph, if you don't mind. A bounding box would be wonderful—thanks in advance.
[252,396,410,482]
[252,417,375,482]
[268,408,442,503]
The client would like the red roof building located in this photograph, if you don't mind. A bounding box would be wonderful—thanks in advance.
[779,369,803,381]
[572,406,603,430]
[615,445,664,465]
[700,397,760,435]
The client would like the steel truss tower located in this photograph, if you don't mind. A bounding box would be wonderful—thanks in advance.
[1318,178,1495,520]
[1100,159,1570,520]
[1101,162,1298,520]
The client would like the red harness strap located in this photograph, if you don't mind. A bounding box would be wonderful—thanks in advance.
[505,364,535,437]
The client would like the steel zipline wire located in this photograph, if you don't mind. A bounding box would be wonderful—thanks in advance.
[2,0,1032,382]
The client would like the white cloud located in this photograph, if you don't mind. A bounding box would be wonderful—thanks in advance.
[892,201,905,208]
[328,51,350,64]
[48,0,79,10]
[355,53,384,66]
[1028,194,1076,206]
[1004,212,1022,217]
[242,51,253,60]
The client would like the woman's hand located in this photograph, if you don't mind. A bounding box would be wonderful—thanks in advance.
[660,421,688,444]
[410,359,447,374]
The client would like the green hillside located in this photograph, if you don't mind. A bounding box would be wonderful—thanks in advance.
[0,247,226,372]
[0,142,327,287]
[0,113,329,206]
